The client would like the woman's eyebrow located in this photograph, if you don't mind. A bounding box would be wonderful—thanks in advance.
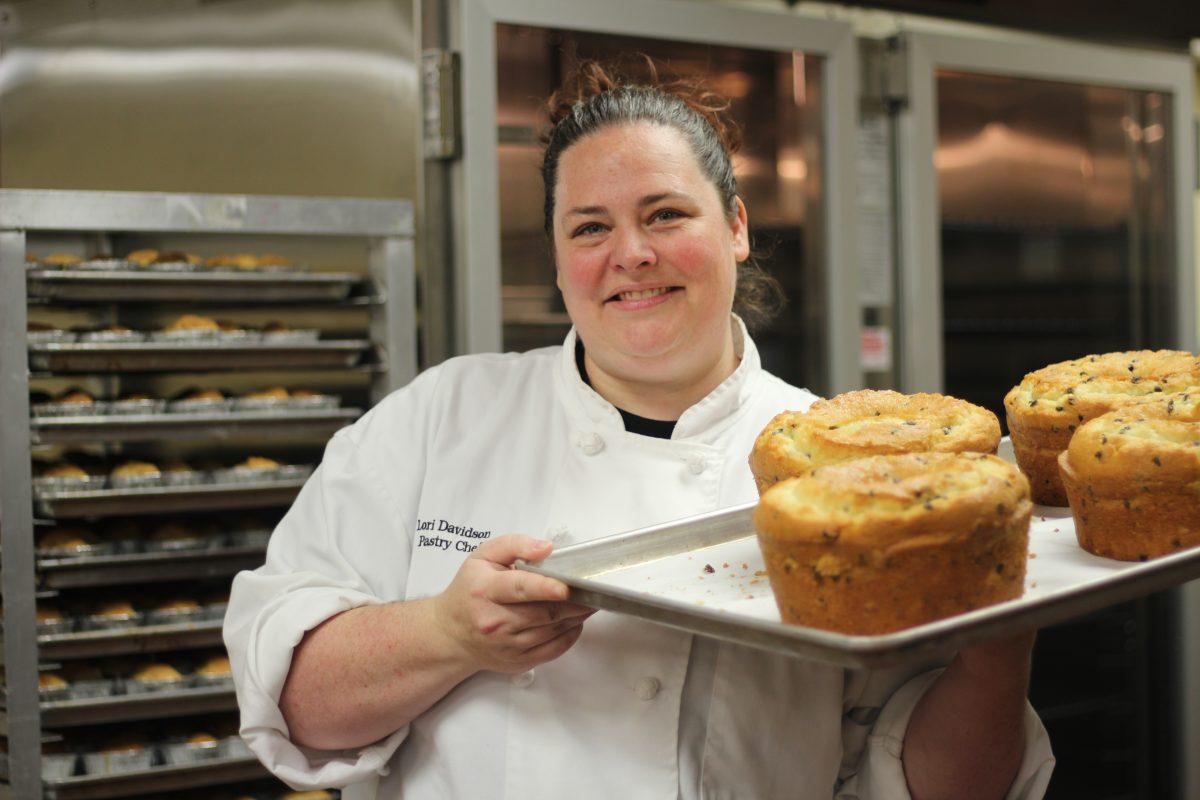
[563,192,689,220]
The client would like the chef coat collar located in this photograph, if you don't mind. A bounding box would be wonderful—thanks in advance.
[556,316,762,441]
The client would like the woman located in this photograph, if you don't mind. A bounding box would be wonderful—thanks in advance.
[225,62,1053,799]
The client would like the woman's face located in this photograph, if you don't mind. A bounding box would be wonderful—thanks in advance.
[552,121,749,384]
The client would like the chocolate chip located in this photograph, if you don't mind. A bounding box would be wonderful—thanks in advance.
[1153,456,1162,467]
[704,564,715,574]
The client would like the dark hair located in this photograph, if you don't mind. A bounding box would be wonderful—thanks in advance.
[541,58,784,332]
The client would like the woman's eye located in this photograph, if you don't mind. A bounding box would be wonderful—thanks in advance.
[651,209,683,223]
[573,222,604,237]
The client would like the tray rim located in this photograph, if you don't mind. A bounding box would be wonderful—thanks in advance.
[518,501,1200,668]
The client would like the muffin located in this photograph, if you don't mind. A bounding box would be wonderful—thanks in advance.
[235,386,289,411]
[37,526,110,559]
[258,253,293,269]
[110,460,162,489]
[147,521,207,552]
[83,600,141,631]
[749,389,1001,494]
[26,321,77,345]
[161,459,205,487]
[109,392,164,415]
[146,597,204,626]
[41,741,78,781]
[62,663,117,700]
[206,253,259,270]
[161,731,220,765]
[753,452,1031,635]
[150,251,202,271]
[1004,350,1200,505]
[160,313,220,338]
[194,654,232,685]
[1058,392,1200,561]
[36,604,73,635]
[168,387,230,414]
[39,670,71,701]
[125,662,188,694]
[35,461,104,492]
[125,249,159,267]
[42,253,83,268]
[82,739,152,775]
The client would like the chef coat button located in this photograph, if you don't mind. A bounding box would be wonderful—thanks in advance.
[577,433,605,456]
[511,669,535,688]
[687,456,706,475]
[635,676,661,701]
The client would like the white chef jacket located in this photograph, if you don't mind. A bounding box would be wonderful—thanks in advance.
[225,318,1055,800]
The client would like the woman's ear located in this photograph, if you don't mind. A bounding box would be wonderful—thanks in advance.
[731,196,750,261]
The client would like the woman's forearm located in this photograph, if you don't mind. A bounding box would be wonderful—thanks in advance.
[279,598,476,751]
[902,634,1034,800]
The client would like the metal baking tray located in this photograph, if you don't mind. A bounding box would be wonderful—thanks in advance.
[39,546,267,590]
[520,503,1200,669]
[28,340,370,372]
[42,686,236,728]
[36,620,225,661]
[31,408,361,444]
[26,268,364,304]
[41,756,267,800]
[36,479,305,518]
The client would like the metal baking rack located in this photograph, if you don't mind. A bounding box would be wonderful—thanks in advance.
[0,189,416,799]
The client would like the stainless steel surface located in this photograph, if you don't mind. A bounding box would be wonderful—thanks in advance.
[27,268,365,304]
[42,756,267,800]
[452,0,860,393]
[370,235,420,396]
[29,339,372,372]
[31,408,361,444]
[42,686,236,728]
[519,503,1200,670]
[894,31,1196,393]
[37,620,224,661]
[0,189,413,237]
[0,230,43,798]
[35,479,305,518]
[39,547,267,590]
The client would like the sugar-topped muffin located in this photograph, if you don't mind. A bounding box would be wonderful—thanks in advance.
[1059,392,1200,561]
[1004,350,1200,505]
[749,389,1000,494]
[754,452,1030,634]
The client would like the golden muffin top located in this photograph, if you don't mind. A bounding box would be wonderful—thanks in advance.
[750,390,1000,488]
[164,313,220,333]
[754,452,1030,550]
[39,671,69,690]
[39,526,97,551]
[1005,351,1200,429]
[197,655,232,676]
[132,663,183,682]
[111,460,160,478]
[1065,391,1200,484]
[125,249,158,265]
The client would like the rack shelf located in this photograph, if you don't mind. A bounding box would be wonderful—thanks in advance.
[40,686,236,728]
[36,480,305,519]
[38,547,267,590]
[31,408,360,445]
[29,341,372,373]
[35,621,224,661]
[26,269,366,304]
[42,757,267,800]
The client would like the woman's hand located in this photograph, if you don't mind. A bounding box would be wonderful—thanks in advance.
[431,535,595,675]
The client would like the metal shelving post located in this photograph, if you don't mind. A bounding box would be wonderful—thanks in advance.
[0,189,415,799]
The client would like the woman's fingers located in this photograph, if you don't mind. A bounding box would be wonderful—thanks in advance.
[482,567,569,605]
[518,621,586,663]
[471,534,554,568]
[502,601,595,630]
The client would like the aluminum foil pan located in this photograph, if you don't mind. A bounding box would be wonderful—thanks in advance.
[41,753,78,782]
[34,475,108,493]
[36,542,117,561]
[38,684,72,703]
[109,472,163,490]
[161,470,208,487]
[109,398,167,415]
[160,738,220,765]
[231,396,290,412]
[123,675,192,695]
[144,537,209,553]
[204,602,229,622]
[192,672,234,688]
[80,612,143,631]
[218,736,252,760]
[228,529,271,549]
[216,330,264,344]
[82,748,154,776]
[144,606,206,626]
[76,258,129,271]
[36,618,75,636]
[285,394,340,411]
[147,260,201,272]
[32,400,109,417]
[167,397,232,414]
[78,329,146,344]
[69,678,118,700]
[151,329,221,342]
[27,329,78,345]
[261,329,320,343]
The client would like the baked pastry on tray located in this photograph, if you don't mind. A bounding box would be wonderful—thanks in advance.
[754,452,1030,635]
[1058,392,1200,561]
[1004,350,1200,505]
[749,389,1000,493]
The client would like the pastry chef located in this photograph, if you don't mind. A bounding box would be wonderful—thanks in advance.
[225,60,1054,799]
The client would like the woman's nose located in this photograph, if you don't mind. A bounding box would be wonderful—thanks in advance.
[610,226,656,272]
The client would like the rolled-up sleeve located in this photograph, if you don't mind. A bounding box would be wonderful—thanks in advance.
[223,373,438,789]
[837,666,1054,800]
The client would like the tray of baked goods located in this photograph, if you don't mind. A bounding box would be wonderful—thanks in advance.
[520,351,1200,669]
[33,455,311,518]
[28,314,370,373]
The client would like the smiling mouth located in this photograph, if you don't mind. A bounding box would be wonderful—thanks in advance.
[607,286,682,303]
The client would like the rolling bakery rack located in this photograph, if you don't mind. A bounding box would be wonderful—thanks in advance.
[0,190,416,799]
